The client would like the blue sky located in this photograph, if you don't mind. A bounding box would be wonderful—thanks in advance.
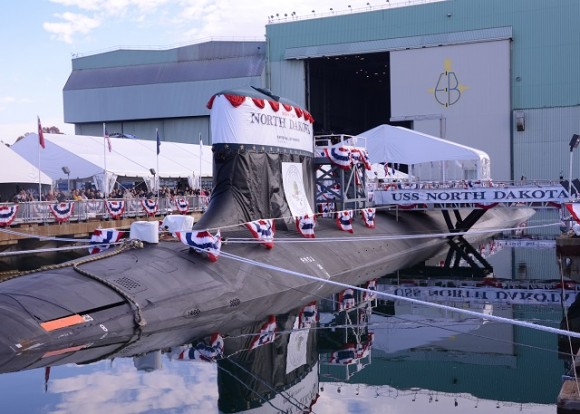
[0,0,423,145]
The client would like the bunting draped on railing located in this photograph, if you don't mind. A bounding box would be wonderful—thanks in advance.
[250,315,277,349]
[88,228,125,254]
[246,219,275,249]
[299,302,318,329]
[175,229,222,262]
[324,146,352,170]
[360,208,376,229]
[324,145,372,171]
[105,200,125,220]
[175,197,189,214]
[176,333,224,362]
[0,204,19,227]
[350,148,372,170]
[295,215,316,238]
[49,202,75,223]
[141,198,158,216]
[338,288,356,311]
[336,210,354,233]
[328,333,374,365]
[363,279,378,302]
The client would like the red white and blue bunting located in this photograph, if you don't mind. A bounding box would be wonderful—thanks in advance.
[350,148,372,170]
[324,146,352,170]
[336,210,354,233]
[177,333,224,362]
[0,204,19,227]
[363,279,378,302]
[299,301,318,329]
[175,229,222,262]
[338,288,356,311]
[88,228,125,254]
[250,315,277,349]
[566,203,580,223]
[105,200,125,220]
[141,198,158,216]
[246,219,275,249]
[360,208,376,229]
[49,202,75,223]
[175,197,189,214]
[295,214,316,238]
[328,333,374,365]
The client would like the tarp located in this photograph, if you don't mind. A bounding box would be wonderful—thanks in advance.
[356,124,491,180]
[11,133,213,192]
[0,143,52,185]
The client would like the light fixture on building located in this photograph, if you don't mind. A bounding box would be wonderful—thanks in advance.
[514,110,525,132]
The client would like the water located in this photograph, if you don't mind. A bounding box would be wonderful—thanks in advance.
[0,243,572,414]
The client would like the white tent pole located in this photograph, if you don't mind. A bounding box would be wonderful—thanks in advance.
[37,138,41,201]
[156,128,160,200]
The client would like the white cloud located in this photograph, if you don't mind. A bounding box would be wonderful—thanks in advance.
[43,12,102,44]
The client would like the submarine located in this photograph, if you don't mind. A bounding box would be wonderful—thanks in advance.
[0,87,533,374]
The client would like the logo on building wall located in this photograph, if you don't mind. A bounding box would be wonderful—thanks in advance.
[428,58,468,107]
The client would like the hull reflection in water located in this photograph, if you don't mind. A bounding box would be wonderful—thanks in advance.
[0,279,563,413]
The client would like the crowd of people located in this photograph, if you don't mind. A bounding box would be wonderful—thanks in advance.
[8,185,212,203]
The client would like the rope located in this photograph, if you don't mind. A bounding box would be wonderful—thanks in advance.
[217,249,580,339]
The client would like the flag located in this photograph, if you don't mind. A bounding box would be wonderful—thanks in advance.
[336,210,354,233]
[156,129,161,155]
[37,116,46,149]
[199,135,203,155]
[104,128,112,152]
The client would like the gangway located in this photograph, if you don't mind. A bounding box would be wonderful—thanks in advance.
[313,135,572,278]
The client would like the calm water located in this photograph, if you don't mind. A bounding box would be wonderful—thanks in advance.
[0,241,572,414]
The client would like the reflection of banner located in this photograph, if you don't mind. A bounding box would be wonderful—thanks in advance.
[105,200,125,219]
[250,315,277,349]
[49,202,75,223]
[382,285,578,306]
[374,185,568,205]
[0,204,18,227]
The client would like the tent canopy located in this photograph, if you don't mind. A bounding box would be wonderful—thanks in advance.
[0,143,52,185]
[11,133,213,190]
[356,124,491,180]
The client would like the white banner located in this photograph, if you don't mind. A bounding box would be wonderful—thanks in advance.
[210,94,313,153]
[382,286,578,306]
[374,185,568,205]
[282,162,314,217]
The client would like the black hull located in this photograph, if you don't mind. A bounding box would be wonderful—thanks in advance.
[0,207,533,374]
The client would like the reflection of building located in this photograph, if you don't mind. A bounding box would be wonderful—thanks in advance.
[318,287,376,382]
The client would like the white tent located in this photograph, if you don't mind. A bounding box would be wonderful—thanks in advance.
[0,142,52,201]
[0,143,52,185]
[11,133,213,193]
[356,125,491,181]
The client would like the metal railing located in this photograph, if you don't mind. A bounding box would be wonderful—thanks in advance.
[0,196,209,226]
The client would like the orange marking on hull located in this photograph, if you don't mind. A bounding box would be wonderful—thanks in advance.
[42,344,88,358]
[40,314,86,332]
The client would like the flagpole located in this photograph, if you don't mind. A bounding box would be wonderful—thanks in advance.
[156,128,160,200]
[199,132,203,190]
[103,123,107,199]
[38,133,41,201]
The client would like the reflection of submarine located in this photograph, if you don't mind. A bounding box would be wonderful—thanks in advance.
[0,87,532,374]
